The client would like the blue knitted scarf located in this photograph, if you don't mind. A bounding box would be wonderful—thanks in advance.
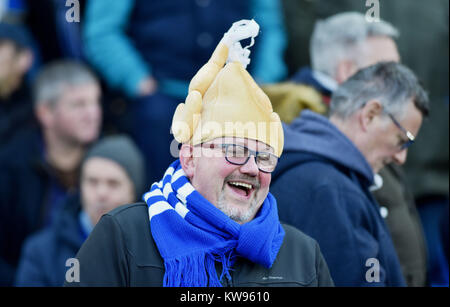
[143,160,285,287]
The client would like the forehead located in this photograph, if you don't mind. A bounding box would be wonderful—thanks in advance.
[364,36,400,63]
[82,157,129,180]
[210,137,273,152]
[60,82,100,99]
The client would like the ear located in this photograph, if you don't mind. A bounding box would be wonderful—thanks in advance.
[335,60,358,84]
[360,99,383,132]
[179,144,195,179]
[34,102,54,129]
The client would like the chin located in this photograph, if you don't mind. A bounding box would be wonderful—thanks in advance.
[79,132,100,144]
[374,162,388,174]
[217,195,260,224]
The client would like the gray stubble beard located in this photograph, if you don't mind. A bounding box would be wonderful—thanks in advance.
[216,189,260,224]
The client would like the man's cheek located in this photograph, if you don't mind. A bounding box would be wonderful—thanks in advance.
[260,173,272,189]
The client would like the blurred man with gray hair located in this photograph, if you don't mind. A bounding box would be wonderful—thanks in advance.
[0,60,102,285]
[310,12,399,86]
[271,61,429,286]
[264,12,400,122]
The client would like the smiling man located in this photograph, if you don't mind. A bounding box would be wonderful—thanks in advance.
[65,20,334,287]
[183,137,275,225]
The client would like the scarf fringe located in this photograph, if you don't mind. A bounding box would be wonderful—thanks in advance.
[163,241,237,287]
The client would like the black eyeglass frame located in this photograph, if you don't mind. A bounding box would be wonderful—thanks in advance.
[200,143,279,173]
[386,113,415,150]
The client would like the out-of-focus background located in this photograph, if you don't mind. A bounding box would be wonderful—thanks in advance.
[0,0,447,287]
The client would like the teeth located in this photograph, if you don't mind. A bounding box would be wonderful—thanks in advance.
[229,181,253,190]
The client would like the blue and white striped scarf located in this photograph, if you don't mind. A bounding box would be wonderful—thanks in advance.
[143,160,285,287]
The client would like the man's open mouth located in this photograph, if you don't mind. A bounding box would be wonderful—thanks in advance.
[227,181,254,197]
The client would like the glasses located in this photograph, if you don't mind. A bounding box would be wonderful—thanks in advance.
[387,113,415,150]
[201,143,279,173]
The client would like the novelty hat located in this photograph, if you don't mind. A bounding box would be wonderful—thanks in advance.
[171,19,284,157]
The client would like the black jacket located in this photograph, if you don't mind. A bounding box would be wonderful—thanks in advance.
[0,128,51,285]
[0,128,75,285]
[0,84,34,147]
[65,203,334,287]
[372,165,427,286]
[15,194,84,286]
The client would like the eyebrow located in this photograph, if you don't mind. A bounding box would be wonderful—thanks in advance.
[258,145,272,152]
[216,137,273,152]
[235,142,273,153]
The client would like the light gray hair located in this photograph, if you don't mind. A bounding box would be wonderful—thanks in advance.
[33,60,99,106]
[329,62,429,120]
[310,12,399,78]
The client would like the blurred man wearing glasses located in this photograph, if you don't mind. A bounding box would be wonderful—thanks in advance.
[271,62,429,286]
[267,12,429,287]
[65,20,334,287]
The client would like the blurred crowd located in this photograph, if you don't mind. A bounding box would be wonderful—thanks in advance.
[0,0,448,287]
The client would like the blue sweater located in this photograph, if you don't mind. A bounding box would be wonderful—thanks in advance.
[83,0,287,98]
[271,110,406,286]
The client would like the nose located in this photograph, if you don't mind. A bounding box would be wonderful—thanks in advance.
[392,149,407,165]
[95,182,110,203]
[239,155,259,176]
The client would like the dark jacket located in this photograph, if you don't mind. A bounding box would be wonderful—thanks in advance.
[127,0,249,82]
[15,194,85,286]
[271,110,406,286]
[0,85,34,147]
[373,165,428,286]
[65,203,334,287]
[83,0,286,97]
[290,67,333,103]
[0,128,75,286]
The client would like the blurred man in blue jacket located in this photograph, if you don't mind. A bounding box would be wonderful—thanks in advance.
[271,62,429,286]
[15,135,145,286]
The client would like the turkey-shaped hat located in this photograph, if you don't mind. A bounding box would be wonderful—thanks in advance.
[171,19,284,157]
